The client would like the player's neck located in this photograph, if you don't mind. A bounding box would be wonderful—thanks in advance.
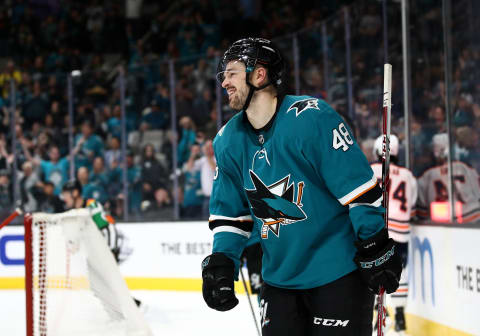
[245,93,277,130]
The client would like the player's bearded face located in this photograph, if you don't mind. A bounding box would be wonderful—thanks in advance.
[221,61,249,110]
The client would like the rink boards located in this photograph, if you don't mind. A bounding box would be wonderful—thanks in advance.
[0,221,479,335]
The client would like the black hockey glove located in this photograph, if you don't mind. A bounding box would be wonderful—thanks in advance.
[353,228,402,294]
[201,253,239,311]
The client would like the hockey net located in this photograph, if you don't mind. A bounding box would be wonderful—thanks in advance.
[24,209,152,336]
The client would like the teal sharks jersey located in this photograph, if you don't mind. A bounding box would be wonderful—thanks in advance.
[209,95,384,289]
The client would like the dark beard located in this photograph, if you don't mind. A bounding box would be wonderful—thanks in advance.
[229,87,249,110]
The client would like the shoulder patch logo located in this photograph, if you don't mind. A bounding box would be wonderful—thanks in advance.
[245,170,307,239]
[287,98,320,117]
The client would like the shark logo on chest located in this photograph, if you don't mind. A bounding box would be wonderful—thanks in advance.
[245,170,307,239]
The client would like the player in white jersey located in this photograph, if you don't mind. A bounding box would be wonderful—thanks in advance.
[371,135,417,334]
[417,133,480,223]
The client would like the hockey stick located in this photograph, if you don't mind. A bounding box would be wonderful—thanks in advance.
[377,63,392,336]
[0,208,23,231]
[239,265,261,336]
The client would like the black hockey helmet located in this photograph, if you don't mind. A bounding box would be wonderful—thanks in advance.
[217,38,285,111]
[62,180,82,194]
[217,37,285,87]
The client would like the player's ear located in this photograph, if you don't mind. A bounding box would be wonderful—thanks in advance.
[254,66,268,86]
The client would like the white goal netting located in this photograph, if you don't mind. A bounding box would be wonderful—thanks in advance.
[26,209,152,336]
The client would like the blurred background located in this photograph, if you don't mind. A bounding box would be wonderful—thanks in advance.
[0,0,477,224]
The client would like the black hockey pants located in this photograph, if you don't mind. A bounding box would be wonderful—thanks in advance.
[260,270,374,336]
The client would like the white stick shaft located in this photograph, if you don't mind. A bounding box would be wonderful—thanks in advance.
[383,64,392,140]
[378,63,393,336]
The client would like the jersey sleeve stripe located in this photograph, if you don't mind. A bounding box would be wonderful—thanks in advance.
[211,226,252,238]
[209,219,254,233]
[348,196,382,209]
[388,222,410,231]
[388,227,410,235]
[209,214,253,222]
[388,218,411,224]
[339,175,378,206]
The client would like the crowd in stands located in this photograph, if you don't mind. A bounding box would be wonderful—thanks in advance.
[0,0,477,223]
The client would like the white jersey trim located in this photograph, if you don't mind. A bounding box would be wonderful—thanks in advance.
[212,226,252,238]
[348,196,383,209]
[209,214,253,222]
[338,175,377,206]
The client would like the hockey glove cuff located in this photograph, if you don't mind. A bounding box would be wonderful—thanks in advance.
[353,228,402,294]
[201,253,239,311]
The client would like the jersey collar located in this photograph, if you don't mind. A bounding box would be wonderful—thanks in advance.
[242,93,286,134]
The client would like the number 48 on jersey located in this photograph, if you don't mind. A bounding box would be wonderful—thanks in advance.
[332,122,354,152]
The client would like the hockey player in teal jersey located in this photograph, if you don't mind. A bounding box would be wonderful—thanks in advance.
[201,38,402,336]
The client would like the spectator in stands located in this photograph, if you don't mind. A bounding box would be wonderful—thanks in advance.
[33,144,69,196]
[48,101,64,129]
[23,80,48,127]
[186,140,216,219]
[73,119,105,170]
[77,166,90,193]
[177,116,197,167]
[89,156,110,190]
[140,143,169,203]
[32,130,52,160]
[410,116,432,175]
[46,74,62,103]
[77,165,108,204]
[61,179,85,210]
[454,93,475,127]
[104,104,122,138]
[140,188,173,220]
[204,101,219,139]
[86,1,105,52]
[424,105,447,140]
[126,150,142,215]
[105,136,122,170]
[152,83,170,113]
[112,193,125,220]
[0,99,9,134]
[140,98,169,131]
[181,144,203,219]
[0,59,22,99]
[198,140,216,219]
[176,74,195,117]
[192,87,213,127]
[30,56,45,83]
[0,136,12,172]
[19,160,40,212]
[0,170,12,212]
[38,181,63,213]
[43,114,57,140]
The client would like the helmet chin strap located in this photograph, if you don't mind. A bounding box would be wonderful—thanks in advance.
[241,71,271,111]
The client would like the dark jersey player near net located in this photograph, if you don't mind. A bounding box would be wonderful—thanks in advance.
[200,38,402,336]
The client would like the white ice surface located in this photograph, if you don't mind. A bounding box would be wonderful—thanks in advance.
[0,290,261,336]
[0,290,408,335]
